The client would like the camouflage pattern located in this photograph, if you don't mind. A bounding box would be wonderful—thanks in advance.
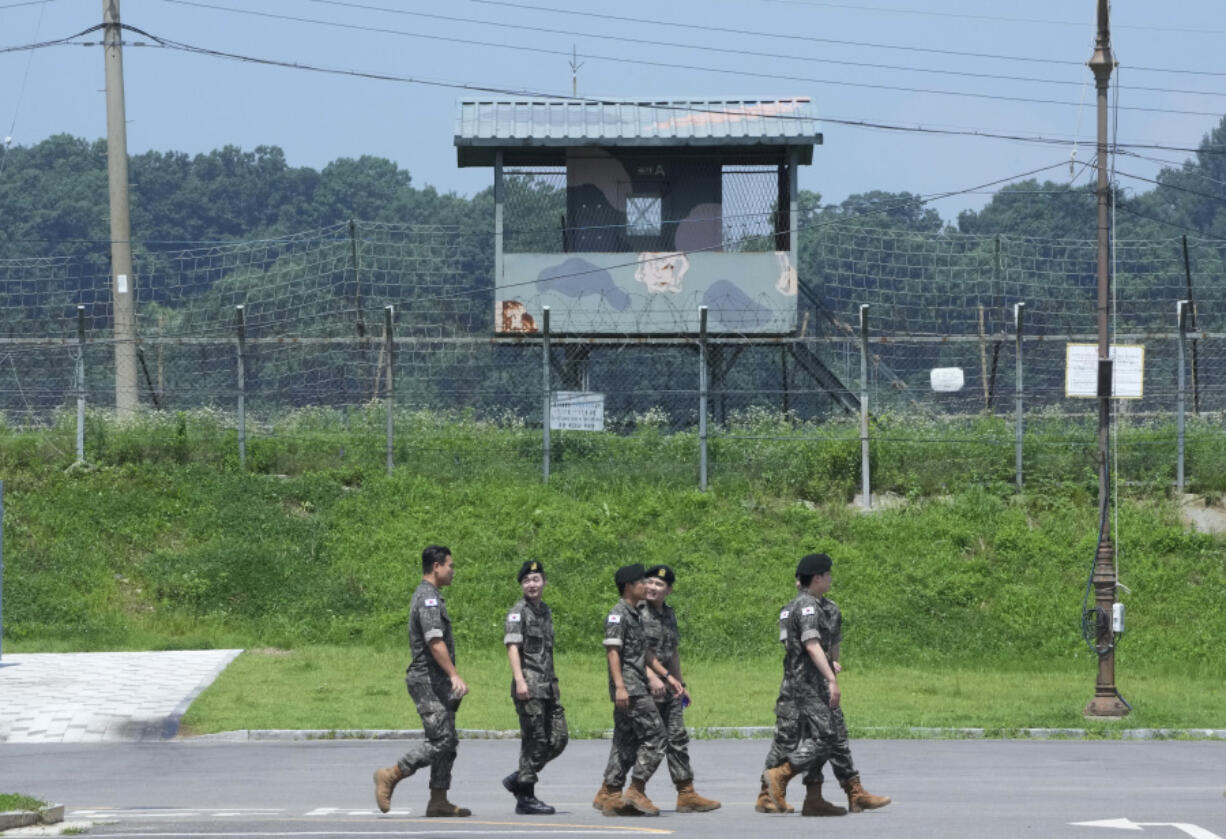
[764,597,855,783]
[602,598,666,786]
[504,598,559,700]
[498,252,798,335]
[640,601,680,667]
[513,697,569,785]
[505,597,567,784]
[603,599,649,699]
[779,591,828,700]
[398,581,461,789]
[776,591,836,775]
[405,581,455,689]
[602,695,667,786]
[641,601,693,783]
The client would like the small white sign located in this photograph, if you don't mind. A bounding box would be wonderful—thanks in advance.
[550,391,605,431]
[930,367,965,392]
[1065,344,1145,399]
[115,273,128,294]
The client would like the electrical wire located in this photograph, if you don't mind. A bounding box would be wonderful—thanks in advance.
[151,0,1226,119]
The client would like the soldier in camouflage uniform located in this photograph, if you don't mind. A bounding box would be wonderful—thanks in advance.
[592,563,676,817]
[639,564,720,813]
[760,554,890,816]
[500,560,567,815]
[372,545,472,818]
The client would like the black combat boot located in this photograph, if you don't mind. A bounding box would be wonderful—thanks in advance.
[515,783,556,816]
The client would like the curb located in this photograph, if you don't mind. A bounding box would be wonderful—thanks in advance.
[0,804,63,831]
[185,726,1226,742]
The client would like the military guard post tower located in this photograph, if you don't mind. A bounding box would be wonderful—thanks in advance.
[454,97,854,414]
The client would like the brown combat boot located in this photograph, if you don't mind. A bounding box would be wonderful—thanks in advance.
[762,761,798,813]
[754,779,793,813]
[596,784,640,817]
[620,777,660,816]
[841,775,891,813]
[424,788,471,817]
[801,780,848,816]
[372,765,405,813]
[674,780,721,812]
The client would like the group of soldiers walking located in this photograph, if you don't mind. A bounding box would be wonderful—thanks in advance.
[371,545,891,818]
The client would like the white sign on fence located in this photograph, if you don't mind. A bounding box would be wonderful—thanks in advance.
[930,367,965,392]
[1065,344,1145,399]
[550,391,605,431]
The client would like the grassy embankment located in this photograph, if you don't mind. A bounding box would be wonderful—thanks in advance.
[3,408,1224,734]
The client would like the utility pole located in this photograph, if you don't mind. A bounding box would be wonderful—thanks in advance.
[1085,0,1128,719]
[569,45,583,98]
[103,0,138,415]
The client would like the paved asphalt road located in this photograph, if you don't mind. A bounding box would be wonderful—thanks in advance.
[3,738,1224,839]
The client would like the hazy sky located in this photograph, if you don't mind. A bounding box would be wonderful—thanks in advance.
[2,0,1225,223]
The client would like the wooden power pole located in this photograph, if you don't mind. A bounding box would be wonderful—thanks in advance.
[1085,0,1128,719]
[103,0,138,415]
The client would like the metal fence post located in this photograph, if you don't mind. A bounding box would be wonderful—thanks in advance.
[384,305,395,476]
[235,305,246,470]
[542,306,551,483]
[0,479,4,662]
[1177,299,1189,493]
[699,306,709,492]
[1014,302,1025,490]
[859,304,871,510]
[75,305,87,466]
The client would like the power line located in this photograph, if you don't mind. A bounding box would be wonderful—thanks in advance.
[757,0,1226,37]
[469,0,1226,78]
[0,0,55,12]
[149,0,1226,120]
[150,0,1224,102]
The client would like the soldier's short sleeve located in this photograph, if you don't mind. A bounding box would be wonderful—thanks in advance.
[504,608,524,646]
[417,596,445,642]
[798,602,822,644]
[603,609,625,647]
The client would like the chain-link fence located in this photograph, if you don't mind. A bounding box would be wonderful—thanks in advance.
[2,219,1224,492]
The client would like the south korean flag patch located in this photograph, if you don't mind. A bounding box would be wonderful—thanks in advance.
[780,609,790,620]
[801,605,816,616]
[424,597,439,607]
[607,613,621,624]
[508,612,522,623]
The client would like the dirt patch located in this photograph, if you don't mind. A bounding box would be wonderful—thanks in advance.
[1177,494,1226,534]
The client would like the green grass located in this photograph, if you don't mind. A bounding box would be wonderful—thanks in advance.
[4,409,1225,737]
[0,794,48,812]
[180,646,1226,737]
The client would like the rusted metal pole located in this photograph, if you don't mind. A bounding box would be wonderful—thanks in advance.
[1085,0,1127,719]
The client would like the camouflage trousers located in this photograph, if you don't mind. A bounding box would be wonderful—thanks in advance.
[602,695,666,787]
[513,697,569,785]
[397,677,461,790]
[656,694,694,784]
[763,692,856,783]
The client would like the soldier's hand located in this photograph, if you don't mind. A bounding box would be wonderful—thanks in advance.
[450,674,469,698]
[827,680,841,710]
[647,673,665,699]
[614,686,629,709]
[514,678,530,700]
[832,661,842,675]
[666,675,684,699]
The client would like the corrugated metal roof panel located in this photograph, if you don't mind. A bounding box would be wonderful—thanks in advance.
[455,98,819,144]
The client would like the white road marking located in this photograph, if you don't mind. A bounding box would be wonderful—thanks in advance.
[1073,818,1222,839]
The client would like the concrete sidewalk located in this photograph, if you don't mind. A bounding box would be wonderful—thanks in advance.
[0,650,241,743]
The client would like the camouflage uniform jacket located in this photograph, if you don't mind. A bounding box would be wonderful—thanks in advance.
[504,597,559,700]
[405,580,454,690]
[816,596,842,661]
[778,590,828,699]
[603,598,649,700]
[640,601,680,676]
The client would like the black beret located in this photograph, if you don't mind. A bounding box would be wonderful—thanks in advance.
[796,553,832,577]
[518,560,545,582]
[645,564,675,585]
[614,563,646,587]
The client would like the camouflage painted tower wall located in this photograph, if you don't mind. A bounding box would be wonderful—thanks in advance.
[455,98,821,336]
